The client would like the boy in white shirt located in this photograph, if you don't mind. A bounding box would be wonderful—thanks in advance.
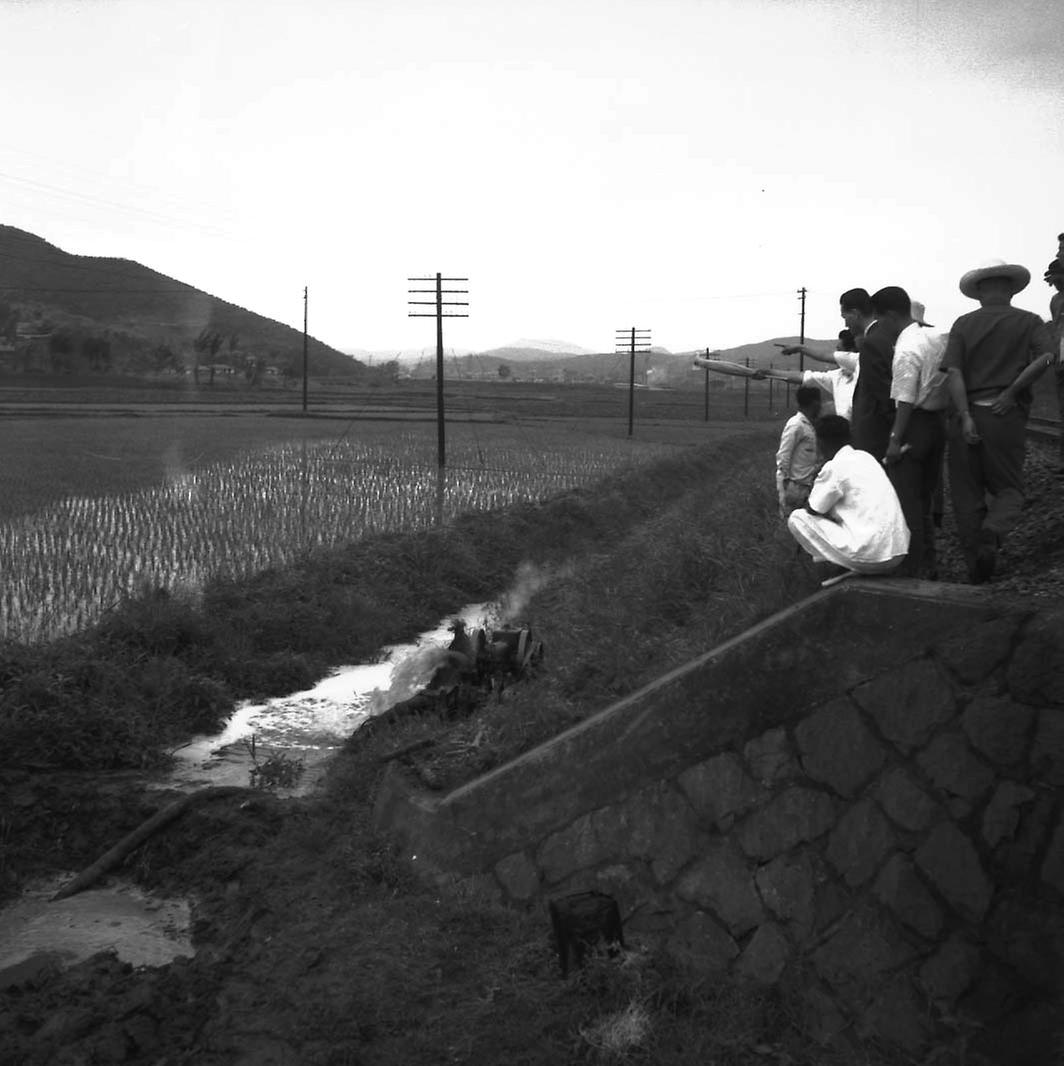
[788,415,909,574]
[776,386,821,517]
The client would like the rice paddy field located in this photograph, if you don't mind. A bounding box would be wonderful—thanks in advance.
[0,410,707,644]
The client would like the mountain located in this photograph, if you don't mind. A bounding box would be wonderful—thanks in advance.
[407,336,838,386]
[0,225,364,376]
[503,338,597,356]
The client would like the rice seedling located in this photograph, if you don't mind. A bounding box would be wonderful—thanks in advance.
[0,424,673,643]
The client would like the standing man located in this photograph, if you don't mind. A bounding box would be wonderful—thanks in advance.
[776,329,861,422]
[848,288,896,460]
[1045,259,1064,476]
[944,258,1056,583]
[879,291,949,578]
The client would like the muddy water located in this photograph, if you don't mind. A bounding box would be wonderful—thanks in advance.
[162,601,498,796]
[0,875,193,989]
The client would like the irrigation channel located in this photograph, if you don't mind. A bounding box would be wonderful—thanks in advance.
[0,600,503,988]
[162,600,498,795]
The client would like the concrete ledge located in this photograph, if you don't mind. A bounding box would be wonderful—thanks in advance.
[374,579,1018,872]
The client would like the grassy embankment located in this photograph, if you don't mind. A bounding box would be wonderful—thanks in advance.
[0,428,922,1066]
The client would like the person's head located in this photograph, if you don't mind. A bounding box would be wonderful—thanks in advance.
[870,286,913,333]
[837,328,857,352]
[814,414,851,461]
[839,288,874,335]
[1058,233,1064,260]
[796,384,821,417]
[1046,259,1064,292]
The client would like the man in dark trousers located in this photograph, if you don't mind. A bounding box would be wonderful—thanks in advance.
[847,287,896,460]
[878,289,949,578]
[944,258,1056,583]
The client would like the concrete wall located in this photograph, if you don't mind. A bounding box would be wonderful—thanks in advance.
[374,581,1064,1061]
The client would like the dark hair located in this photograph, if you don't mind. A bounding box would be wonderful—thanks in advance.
[796,385,821,409]
[814,414,851,451]
[870,286,912,317]
[839,288,873,315]
[837,328,856,352]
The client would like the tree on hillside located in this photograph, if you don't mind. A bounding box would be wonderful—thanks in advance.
[81,334,112,373]
[497,363,511,380]
[48,330,75,373]
[152,344,181,374]
[0,300,18,343]
[194,328,224,385]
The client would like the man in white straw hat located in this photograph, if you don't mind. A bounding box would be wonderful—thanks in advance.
[943,258,1056,583]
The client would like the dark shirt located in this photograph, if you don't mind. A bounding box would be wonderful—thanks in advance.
[850,320,895,460]
[942,305,1053,403]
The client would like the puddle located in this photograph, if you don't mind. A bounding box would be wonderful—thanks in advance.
[163,602,499,795]
[0,875,192,989]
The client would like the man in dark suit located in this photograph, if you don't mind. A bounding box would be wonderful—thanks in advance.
[849,287,900,461]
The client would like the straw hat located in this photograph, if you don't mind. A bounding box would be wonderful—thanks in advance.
[959,258,1030,300]
[909,300,933,327]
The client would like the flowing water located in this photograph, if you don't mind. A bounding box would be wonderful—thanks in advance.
[162,601,499,796]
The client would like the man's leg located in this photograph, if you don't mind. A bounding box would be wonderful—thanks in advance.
[921,412,947,579]
[973,406,1027,544]
[946,412,987,579]
[888,454,924,577]
[1056,365,1064,474]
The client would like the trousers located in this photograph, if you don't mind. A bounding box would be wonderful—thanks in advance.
[887,409,946,578]
[947,405,1026,570]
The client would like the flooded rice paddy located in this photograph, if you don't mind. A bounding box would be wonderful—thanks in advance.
[1,421,670,643]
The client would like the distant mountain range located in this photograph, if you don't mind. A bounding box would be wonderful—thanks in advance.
[342,339,597,363]
[397,336,837,387]
[0,225,363,376]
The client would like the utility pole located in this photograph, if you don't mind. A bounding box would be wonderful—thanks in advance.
[797,286,807,373]
[768,363,774,412]
[615,327,651,438]
[408,273,469,467]
[302,286,308,414]
[704,347,710,422]
[744,356,750,417]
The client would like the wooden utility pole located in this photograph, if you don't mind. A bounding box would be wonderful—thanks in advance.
[704,347,710,422]
[615,327,651,438]
[302,286,308,414]
[797,286,807,373]
[408,273,469,467]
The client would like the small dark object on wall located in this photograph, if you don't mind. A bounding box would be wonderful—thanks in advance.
[548,890,625,977]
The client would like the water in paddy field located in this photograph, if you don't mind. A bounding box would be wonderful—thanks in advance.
[161,601,499,796]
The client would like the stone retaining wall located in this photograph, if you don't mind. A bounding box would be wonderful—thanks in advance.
[375,582,1064,1061]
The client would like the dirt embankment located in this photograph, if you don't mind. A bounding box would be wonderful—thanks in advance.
[4,438,1064,1065]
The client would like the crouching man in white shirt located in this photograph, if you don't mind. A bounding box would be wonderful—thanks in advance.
[787,414,910,575]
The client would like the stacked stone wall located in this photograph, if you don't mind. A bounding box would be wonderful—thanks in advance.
[377,590,1064,1060]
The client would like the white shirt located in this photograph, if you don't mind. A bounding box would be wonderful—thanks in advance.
[776,411,818,487]
[803,351,859,423]
[890,323,949,410]
[807,445,910,565]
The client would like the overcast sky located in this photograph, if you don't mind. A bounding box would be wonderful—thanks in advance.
[2,0,1062,354]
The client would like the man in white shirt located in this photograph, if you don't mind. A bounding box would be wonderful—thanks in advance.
[787,415,910,574]
[775,385,821,516]
[771,330,860,421]
[878,290,949,578]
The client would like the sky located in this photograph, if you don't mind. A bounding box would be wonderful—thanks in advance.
[2,0,1062,356]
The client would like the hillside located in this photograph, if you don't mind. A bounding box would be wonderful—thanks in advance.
[0,226,363,377]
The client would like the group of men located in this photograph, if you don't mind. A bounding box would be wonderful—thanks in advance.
[768,250,1061,584]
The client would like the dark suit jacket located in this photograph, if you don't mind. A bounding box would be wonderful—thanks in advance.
[851,320,896,460]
